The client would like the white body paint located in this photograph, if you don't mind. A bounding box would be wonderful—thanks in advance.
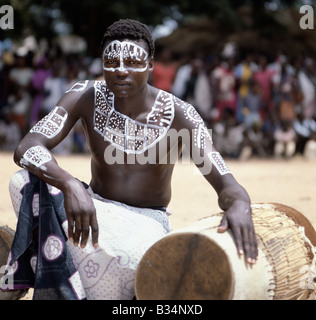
[103,40,149,73]
[175,97,213,150]
[208,151,231,175]
[66,80,89,93]
[94,81,174,154]
[30,106,68,139]
[21,145,52,168]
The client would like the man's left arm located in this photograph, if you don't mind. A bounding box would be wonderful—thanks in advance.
[173,98,258,264]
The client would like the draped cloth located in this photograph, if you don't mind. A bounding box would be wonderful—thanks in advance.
[4,170,171,299]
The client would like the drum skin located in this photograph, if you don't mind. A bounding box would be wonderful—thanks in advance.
[135,203,316,300]
[135,232,234,300]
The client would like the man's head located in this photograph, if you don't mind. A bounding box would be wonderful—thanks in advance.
[100,19,155,59]
[100,19,155,98]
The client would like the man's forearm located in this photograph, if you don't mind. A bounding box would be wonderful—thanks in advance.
[14,141,99,248]
[14,143,77,192]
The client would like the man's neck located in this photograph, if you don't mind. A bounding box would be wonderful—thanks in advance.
[114,84,156,118]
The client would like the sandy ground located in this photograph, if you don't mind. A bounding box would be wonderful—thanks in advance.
[0,151,315,299]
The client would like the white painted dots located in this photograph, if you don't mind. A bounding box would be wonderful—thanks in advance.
[21,145,52,168]
[208,151,231,175]
[93,81,175,154]
[30,106,68,139]
[174,96,213,150]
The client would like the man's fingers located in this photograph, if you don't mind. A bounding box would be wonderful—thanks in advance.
[218,215,247,257]
[245,229,258,263]
[238,226,258,264]
[90,215,99,248]
[80,228,89,248]
[68,217,74,243]
[231,227,244,257]
[217,215,228,233]
[79,215,90,248]
[73,217,82,246]
[67,213,99,249]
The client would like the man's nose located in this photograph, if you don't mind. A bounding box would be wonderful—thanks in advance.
[115,64,129,76]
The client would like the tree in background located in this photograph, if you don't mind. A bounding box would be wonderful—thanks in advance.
[1,0,315,57]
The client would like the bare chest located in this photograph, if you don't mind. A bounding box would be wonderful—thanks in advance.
[92,81,175,155]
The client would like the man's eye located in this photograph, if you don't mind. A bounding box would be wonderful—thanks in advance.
[104,60,119,66]
[126,60,146,67]
[126,60,138,65]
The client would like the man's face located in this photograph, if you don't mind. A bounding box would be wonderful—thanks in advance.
[102,39,153,98]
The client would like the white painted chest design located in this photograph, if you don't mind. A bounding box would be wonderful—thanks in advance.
[93,81,175,154]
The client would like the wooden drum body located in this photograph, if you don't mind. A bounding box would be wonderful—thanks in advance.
[135,203,316,300]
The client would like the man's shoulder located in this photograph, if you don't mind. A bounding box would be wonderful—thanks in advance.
[166,92,206,130]
[154,90,194,118]
[58,80,98,113]
[65,80,96,95]
[168,92,194,112]
[62,80,102,105]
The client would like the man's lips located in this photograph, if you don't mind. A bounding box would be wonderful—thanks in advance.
[113,81,131,87]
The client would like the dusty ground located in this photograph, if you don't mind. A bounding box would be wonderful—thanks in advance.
[0,151,315,299]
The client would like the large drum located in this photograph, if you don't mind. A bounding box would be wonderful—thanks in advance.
[135,203,316,300]
[0,226,29,300]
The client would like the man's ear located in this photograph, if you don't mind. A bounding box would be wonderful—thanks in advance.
[148,58,154,72]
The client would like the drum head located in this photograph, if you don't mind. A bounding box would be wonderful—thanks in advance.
[0,226,28,300]
[135,232,234,300]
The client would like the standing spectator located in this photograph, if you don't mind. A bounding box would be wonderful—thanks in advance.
[269,54,296,111]
[50,65,80,155]
[297,58,316,120]
[0,107,21,151]
[212,58,236,121]
[177,57,212,123]
[29,56,51,126]
[150,47,176,92]
[277,63,301,124]
[172,55,192,98]
[42,61,68,115]
[243,80,263,128]
[234,54,257,122]
[253,55,275,120]
[7,53,33,133]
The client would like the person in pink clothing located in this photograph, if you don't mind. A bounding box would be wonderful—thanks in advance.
[150,47,176,92]
[212,58,237,121]
[253,55,275,119]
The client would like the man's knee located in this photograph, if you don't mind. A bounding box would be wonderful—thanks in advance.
[9,170,30,196]
[9,170,31,217]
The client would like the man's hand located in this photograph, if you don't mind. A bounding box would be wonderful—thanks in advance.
[217,200,258,264]
[62,179,99,248]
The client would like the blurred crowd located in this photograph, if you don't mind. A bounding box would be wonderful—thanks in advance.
[0,37,103,154]
[150,45,316,160]
[1,36,316,160]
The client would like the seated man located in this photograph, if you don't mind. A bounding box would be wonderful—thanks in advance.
[6,19,257,300]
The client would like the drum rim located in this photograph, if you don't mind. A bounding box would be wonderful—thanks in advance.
[269,203,316,246]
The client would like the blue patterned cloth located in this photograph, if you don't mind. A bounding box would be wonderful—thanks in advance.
[5,173,83,300]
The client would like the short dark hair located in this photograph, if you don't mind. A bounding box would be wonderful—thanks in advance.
[100,19,155,58]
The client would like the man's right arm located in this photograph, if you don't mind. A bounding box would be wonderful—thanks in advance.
[13,82,99,248]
